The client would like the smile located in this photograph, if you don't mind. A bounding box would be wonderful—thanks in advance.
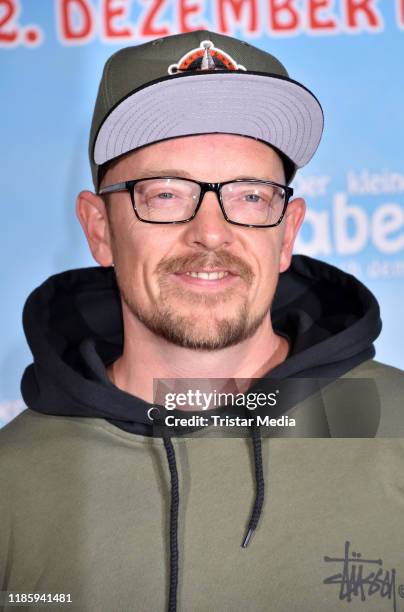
[185,271,229,280]
[172,269,239,289]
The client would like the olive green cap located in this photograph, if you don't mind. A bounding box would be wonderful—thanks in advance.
[89,30,323,190]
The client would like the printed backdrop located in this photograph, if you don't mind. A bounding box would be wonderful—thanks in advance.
[1,0,404,426]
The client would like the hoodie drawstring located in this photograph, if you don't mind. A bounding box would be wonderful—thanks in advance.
[155,414,265,612]
[242,423,265,548]
[159,421,180,612]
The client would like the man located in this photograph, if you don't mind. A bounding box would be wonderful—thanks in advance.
[1,30,404,612]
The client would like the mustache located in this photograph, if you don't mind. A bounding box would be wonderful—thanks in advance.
[156,251,254,282]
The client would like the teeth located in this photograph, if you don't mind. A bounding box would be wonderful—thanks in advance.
[186,271,229,280]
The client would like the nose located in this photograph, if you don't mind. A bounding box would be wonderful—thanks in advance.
[181,189,235,251]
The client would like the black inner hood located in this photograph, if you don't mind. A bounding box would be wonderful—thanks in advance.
[21,254,382,434]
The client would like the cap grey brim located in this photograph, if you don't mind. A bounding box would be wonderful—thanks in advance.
[94,72,323,170]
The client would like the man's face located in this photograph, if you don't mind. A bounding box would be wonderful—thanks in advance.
[79,134,305,350]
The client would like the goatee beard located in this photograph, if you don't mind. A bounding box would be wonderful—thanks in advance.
[114,250,269,350]
[121,293,269,350]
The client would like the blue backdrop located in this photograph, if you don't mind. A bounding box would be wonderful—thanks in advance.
[1,0,403,426]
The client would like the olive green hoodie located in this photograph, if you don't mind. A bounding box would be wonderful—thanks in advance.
[1,255,404,612]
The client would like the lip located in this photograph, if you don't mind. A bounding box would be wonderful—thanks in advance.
[176,268,238,274]
[172,270,240,289]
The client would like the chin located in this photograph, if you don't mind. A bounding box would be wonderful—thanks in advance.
[144,304,268,351]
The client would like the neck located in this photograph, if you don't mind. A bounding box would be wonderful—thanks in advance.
[107,303,289,405]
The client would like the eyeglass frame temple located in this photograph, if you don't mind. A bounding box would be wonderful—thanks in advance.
[98,178,294,228]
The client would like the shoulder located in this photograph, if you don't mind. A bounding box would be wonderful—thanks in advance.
[344,359,404,381]
[0,408,82,451]
[0,409,46,456]
[0,410,67,479]
[342,359,404,436]
[0,409,107,483]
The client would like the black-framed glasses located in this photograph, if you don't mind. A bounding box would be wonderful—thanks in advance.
[98,177,294,228]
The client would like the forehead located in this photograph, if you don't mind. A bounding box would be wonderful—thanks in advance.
[102,134,285,184]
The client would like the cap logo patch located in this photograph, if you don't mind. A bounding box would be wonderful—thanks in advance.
[168,40,246,75]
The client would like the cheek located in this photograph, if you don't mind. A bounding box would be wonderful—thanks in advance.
[112,226,172,297]
[110,225,147,284]
[250,235,283,304]
[253,235,282,279]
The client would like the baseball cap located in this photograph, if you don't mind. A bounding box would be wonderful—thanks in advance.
[90,30,324,190]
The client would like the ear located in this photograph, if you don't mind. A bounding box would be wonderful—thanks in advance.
[279,197,306,273]
[76,190,113,266]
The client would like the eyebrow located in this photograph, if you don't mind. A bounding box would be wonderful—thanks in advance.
[137,170,272,181]
[138,169,195,179]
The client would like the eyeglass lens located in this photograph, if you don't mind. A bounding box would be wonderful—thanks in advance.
[132,178,286,225]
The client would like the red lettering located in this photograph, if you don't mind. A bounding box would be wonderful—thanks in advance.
[178,0,206,32]
[139,0,170,37]
[0,0,19,44]
[308,0,338,31]
[217,0,258,33]
[344,0,381,30]
[269,0,300,32]
[397,0,404,28]
[102,0,133,39]
[59,0,94,40]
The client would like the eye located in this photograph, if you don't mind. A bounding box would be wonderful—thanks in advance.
[157,192,175,199]
[244,193,262,203]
